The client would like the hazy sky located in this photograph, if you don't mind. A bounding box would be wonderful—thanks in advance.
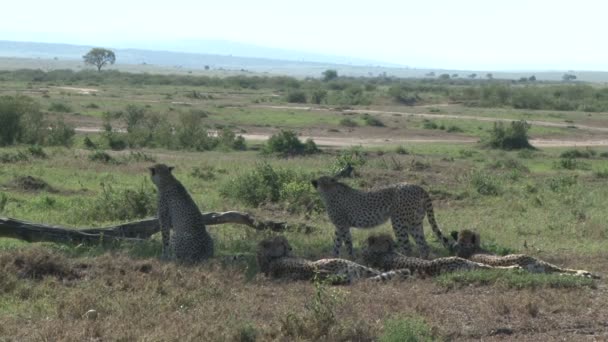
[2,0,607,70]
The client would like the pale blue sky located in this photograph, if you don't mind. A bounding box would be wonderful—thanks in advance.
[2,0,607,70]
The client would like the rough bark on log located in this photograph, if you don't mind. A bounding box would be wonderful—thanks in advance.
[0,211,301,245]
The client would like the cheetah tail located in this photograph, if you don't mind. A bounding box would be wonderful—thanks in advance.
[425,197,455,251]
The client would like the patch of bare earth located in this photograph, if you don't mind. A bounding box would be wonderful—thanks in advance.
[0,248,606,341]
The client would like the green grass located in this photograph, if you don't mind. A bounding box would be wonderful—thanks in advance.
[435,269,595,289]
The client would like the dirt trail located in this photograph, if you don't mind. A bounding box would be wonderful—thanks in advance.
[74,127,608,148]
[257,105,608,133]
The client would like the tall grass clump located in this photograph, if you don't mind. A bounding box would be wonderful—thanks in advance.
[379,315,435,342]
[483,120,534,150]
[470,170,502,196]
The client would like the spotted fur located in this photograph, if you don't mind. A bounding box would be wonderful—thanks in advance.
[149,164,213,263]
[451,229,599,279]
[257,236,410,285]
[362,234,519,277]
[311,176,453,258]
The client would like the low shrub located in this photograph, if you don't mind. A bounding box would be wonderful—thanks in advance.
[82,182,157,223]
[362,114,384,127]
[483,120,534,150]
[470,170,501,196]
[263,130,320,156]
[379,315,434,342]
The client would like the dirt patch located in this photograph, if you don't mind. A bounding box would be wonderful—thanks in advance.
[5,176,57,193]
[0,247,83,281]
[54,86,99,95]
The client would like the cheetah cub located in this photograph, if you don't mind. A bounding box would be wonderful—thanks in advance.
[257,236,411,285]
[451,229,599,279]
[149,164,213,263]
[362,234,520,277]
[311,176,454,258]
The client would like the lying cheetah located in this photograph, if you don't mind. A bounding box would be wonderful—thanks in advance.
[362,234,520,277]
[451,229,599,279]
[257,236,411,285]
[149,164,213,263]
[311,176,453,258]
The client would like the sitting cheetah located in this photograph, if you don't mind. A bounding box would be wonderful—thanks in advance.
[362,234,520,277]
[149,164,214,263]
[311,176,453,258]
[451,229,599,278]
[257,236,411,285]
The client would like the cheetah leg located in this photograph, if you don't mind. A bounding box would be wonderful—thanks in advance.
[392,221,413,256]
[344,230,354,257]
[158,205,172,260]
[410,223,430,259]
[333,226,349,257]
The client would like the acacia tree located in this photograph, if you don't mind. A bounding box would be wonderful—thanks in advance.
[83,48,116,71]
[322,69,338,81]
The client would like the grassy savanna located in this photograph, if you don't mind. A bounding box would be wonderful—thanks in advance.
[1,69,608,340]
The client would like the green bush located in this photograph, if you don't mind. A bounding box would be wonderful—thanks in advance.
[422,119,438,129]
[483,120,533,150]
[220,163,320,212]
[560,149,596,159]
[388,85,419,105]
[46,118,75,147]
[379,315,434,342]
[48,102,72,113]
[339,118,358,127]
[82,182,157,223]
[331,147,367,175]
[310,88,328,104]
[0,96,45,146]
[362,114,384,127]
[88,150,115,163]
[553,158,590,170]
[286,90,307,103]
[263,130,320,156]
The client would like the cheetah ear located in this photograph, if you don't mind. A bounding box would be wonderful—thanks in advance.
[311,180,318,188]
[450,231,459,241]
[148,166,156,176]
[168,166,175,172]
[473,233,479,245]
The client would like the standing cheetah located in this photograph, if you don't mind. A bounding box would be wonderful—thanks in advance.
[451,229,599,278]
[362,234,520,277]
[257,236,411,285]
[311,176,453,258]
[149,164,213,263]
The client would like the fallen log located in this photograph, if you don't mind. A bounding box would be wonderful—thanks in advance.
[0,211,304,245]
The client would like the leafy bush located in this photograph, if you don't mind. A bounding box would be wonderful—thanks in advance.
[388,85,419,105]
[27,145,47,158]
[379,315,434,342]
[422,119,438,129]
[483,120,533,150]
[82,182,157,222]
[310,88,328,104]
[553,158,590,170]
[263,130,320,156]
[560,149,596,159]
[0,96,45,146]
[48,102,72,113]
[286,90,307,103]
[546,175,578,192]
[83,136,97,149]
[46,118,75,147]
[331,147,367,175]
[395,146,409,155]
[339,118,358,127]
[88,150,115,163]
[220,163,321,213]
[362,114,384,127]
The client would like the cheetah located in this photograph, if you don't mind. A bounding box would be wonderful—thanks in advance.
[149,164,213,263]
[311,176,453,258]
[361,233,520,277]
[257,236,411,285]
[451,229,599,279]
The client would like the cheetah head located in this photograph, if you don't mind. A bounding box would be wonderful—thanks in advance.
[256,236,293,275]
[366,234,397,254]
[450,229,481,258]
[311,176,342,193]
[148,164,174,186]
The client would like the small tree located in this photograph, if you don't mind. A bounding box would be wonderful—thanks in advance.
[528,75,536,81]
[486,73,493,80]
[83,48,116,72]
[425,71,436,77]
[468,73,477,79]
[562,73,577,82]
[322,69,338,82]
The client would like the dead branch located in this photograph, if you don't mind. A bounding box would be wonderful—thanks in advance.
[0,211,305,245]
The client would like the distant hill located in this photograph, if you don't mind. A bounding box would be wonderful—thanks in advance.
[2,40,608,82]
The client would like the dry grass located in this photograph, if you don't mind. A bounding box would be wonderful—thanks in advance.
[0,248,606,341]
